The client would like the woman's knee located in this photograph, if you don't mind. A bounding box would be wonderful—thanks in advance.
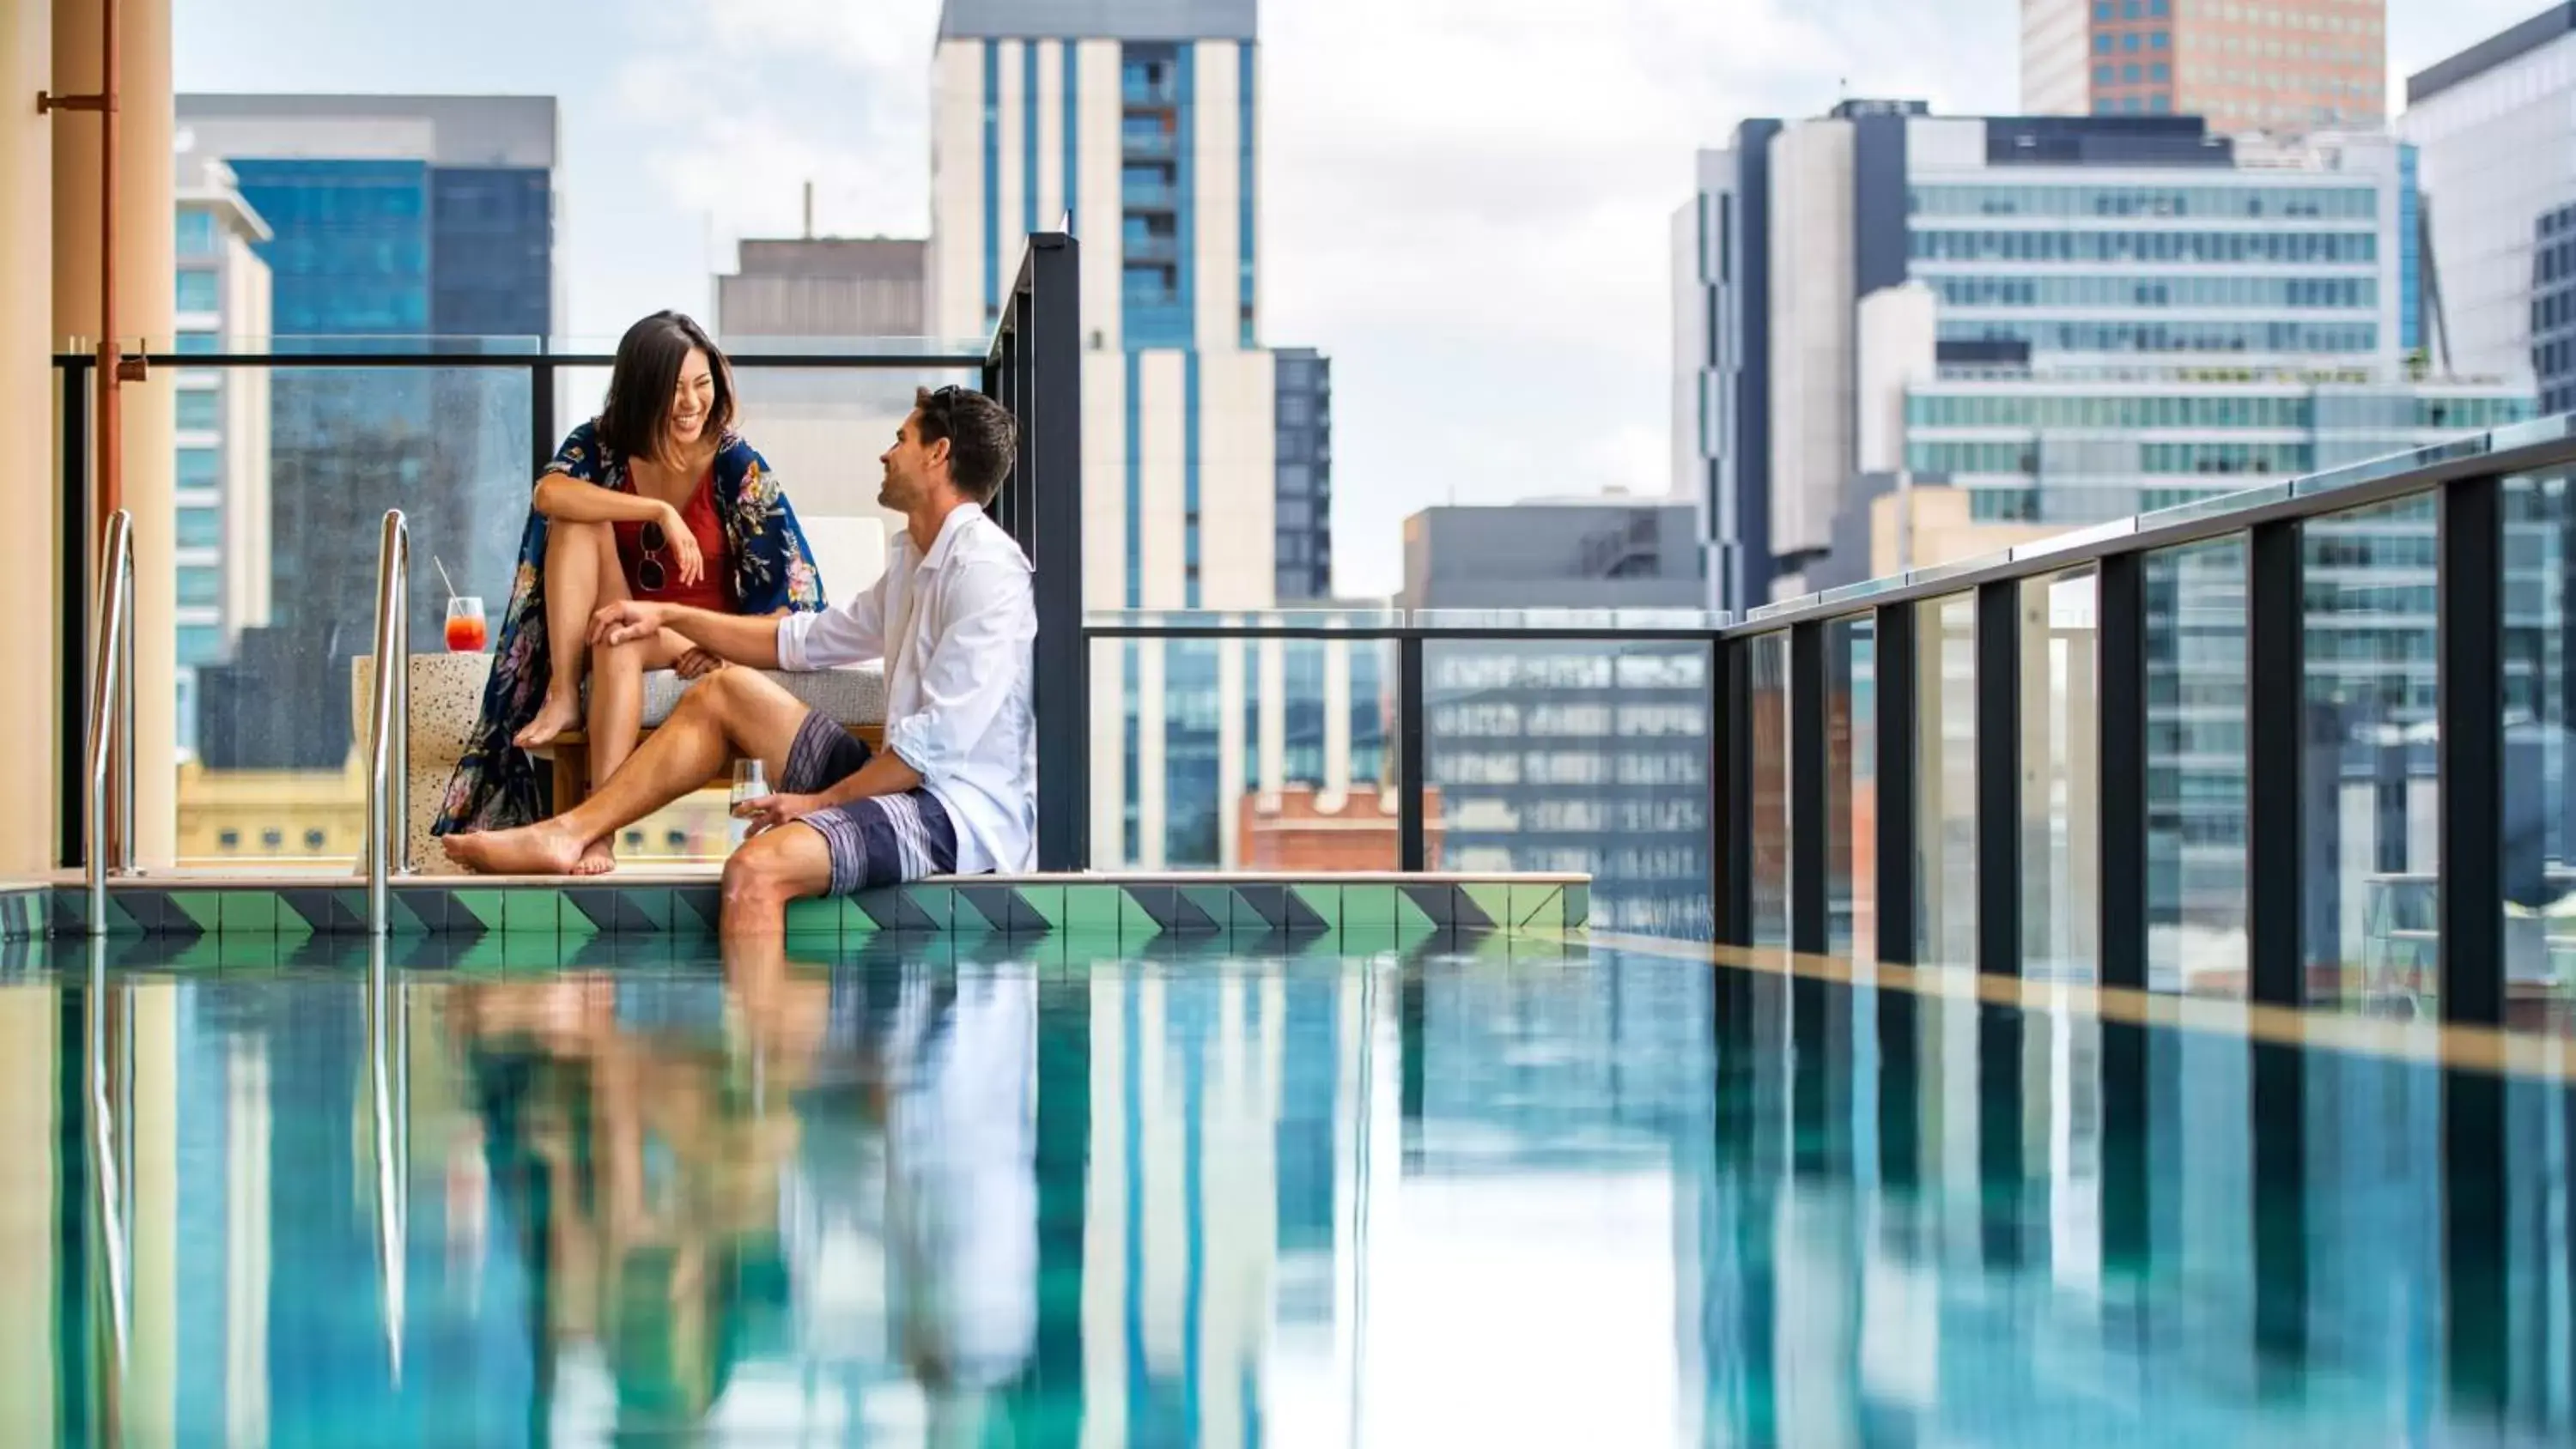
[545,517,609,559]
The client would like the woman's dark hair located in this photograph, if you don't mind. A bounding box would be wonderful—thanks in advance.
[598,311,734,466]
[914,385,1018,505]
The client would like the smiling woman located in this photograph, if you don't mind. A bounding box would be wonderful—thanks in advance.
[433,312,829,870]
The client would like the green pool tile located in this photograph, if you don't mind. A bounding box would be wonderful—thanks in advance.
[1340,883,1398,931]
[1457,883,1512,931]
[1007,885,1063,933]
[1178,886,1234,935]
[1510,883,1564,931]
[500,890,562,935]
[1290,884,1341,931]
[1563,882,1590,930]
[841,895,883,934]
[782,897,842,938]
[167,891,228,936]
[1063,885,1124,936]
[449,889,508,933]
[1117,888,1168,942]
[219,891,309,939]
[900,887,954,932]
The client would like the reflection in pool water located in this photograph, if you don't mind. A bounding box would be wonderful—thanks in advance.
[1,935,2572,1444]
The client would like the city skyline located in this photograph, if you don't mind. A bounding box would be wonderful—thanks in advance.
[173,0,2555,599]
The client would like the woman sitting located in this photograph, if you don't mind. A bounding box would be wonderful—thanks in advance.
[434,311,826,873]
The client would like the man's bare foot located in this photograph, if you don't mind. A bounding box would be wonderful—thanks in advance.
[573,838,616,876]
[513,687,581,750]
[440,818,591,876]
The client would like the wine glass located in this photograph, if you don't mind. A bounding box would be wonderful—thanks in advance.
[729,760,769,851]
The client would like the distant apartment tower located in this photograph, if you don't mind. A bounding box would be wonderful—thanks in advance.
[171,153,274,761]
[1681,106,2424,602]
[934,0,1367,867]
[1398,500,1710,937]
[2021,0,2386,131]
[716,236,929,338]
[1273,347,1331,599]
[176,94,557,768]
[2404,5,2576,410]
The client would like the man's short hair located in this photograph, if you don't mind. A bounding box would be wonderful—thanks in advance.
[915,385,1018,505]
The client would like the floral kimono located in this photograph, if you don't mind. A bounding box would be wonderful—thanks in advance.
[433,421,827,835]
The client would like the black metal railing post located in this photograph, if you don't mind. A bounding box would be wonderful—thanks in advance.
[58,356,92,870]
[1789,621,1826,955]
[993,232,1090,872]
[1874,602,1917,967]
[2098,550,2148,992]
[2246,518,2306,1005]
[1397,633,1427,872]
[1714,635,1753,946]
[1975,579,2021,977]
[2439,473,2506,1026]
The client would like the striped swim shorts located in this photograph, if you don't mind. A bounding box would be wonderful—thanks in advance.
[778,711,958,896]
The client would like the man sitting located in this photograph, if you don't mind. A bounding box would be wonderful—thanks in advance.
[444,385,1036,931]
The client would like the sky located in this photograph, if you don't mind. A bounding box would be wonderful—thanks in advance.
[175,0,2557,598]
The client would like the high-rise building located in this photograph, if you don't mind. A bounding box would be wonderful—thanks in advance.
[171,153,272,761]
[1397,500,1711,936]
[931,0,1356,866]
[173,94,558,769]
[1680,107,2427,603]
[1273,346,1331,600]
[2020,0,2387,132]
[2403,5,2576,411]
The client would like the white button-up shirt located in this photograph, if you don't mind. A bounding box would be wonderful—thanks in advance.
[775,502,1036,874]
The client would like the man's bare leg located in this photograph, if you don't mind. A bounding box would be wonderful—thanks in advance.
[446,670,815,875]
[719,815,835,935]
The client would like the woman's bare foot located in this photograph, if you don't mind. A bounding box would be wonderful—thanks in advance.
[441,818,592,876]
[513,686,582,750]
[574,837,616,876]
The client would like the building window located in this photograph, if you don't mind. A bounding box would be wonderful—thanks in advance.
[175,330,218,355]
[2095,33,2112,52]
[176,389,219,432]
[178,446,219,489]
[2150,0,2167,13]
[260,829,283,849]
[218,829,240,851]
[2150,31,2168,49]
[2151,62,2169,81]
[2123,33,2142,51]
[2151,94,2171,112]
[2123,0,2141,15]
[2124,63,2142,82]
[177,626,223,667]
[178,507,221,549]
[305,829,327,852]
[178,567,221,607]
[176,209,219,258]
[2094,1,2112,15]
[174,269,218,314]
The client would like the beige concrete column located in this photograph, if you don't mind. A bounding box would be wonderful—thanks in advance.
[54,0,175,868]
[0,0,58,878]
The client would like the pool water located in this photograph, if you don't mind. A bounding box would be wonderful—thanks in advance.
[3,935,2573,1445]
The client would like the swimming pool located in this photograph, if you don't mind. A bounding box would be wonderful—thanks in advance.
[3,934,2570,1444]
